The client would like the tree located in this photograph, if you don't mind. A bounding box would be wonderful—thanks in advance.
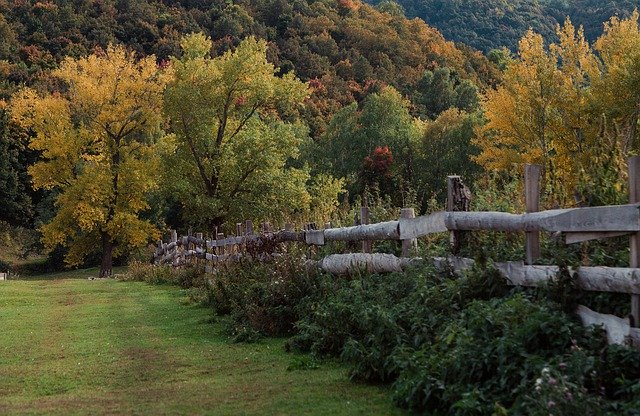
[415,67,480,119]
[416,108,482,204]
[473,30,564,183]
[10,45,169,277]
[592,10,640,154]
[163,33,312,229]
[0,106,33,226]
[319,86,422,204]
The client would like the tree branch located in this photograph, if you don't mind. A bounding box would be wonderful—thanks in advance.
[181,113,215,196]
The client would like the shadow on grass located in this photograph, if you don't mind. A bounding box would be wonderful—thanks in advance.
[8,266,127,281]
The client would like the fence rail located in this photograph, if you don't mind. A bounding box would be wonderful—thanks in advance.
[152,157,640,348]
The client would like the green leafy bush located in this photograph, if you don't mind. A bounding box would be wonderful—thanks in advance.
[391,295,588,413]
[287,257,640,414]
[288,262,510,382]
[123,261,208,289]
[209,247,322,339]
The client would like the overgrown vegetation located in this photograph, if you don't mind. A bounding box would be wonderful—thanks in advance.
[126,241,640,415]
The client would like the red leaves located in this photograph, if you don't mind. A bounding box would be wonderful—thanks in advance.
[364,145,393,177]
[308,78,324,92]
[234,95,247,106]
[338,0,360,12]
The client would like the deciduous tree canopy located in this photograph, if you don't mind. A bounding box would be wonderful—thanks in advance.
[163,34,317,230]
[10,45,169,276]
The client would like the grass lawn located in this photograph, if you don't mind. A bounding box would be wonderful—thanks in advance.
[0,277,405,415]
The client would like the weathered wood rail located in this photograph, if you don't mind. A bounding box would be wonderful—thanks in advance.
[155,203,640,258]
[152,157,640,348]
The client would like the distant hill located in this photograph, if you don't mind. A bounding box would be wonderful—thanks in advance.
[367,0,640,52]
[0,0,499,135]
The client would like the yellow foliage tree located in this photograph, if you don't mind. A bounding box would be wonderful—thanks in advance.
[593,10,640,154]
[474,30,563,173]
[474,19,612,201]
[11,45,170,277]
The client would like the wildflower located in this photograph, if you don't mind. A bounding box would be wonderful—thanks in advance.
[536,378,543,386]
[558,362,567,371]
[547,400,556,409]
[542,367,550,377]
[548,378,557,386]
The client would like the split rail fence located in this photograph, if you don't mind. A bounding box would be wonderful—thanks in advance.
[153,157,640,348]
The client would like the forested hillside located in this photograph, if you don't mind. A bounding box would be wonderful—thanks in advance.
[371,0,640,52]
[0,0,498,237]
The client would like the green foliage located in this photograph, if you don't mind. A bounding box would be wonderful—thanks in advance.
[123,261,208,290]
[208,247,322,339]
[415,67,479,119]
[288,263,510,373]
[283,257,640,414]
[0,108,35,227]
[392,295,586,413]
[318,87,422,205]
[415,109,482,205]
[377,0,639,52]
[164,34,319,229]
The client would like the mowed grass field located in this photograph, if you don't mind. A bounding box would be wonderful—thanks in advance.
[0,275,405,415]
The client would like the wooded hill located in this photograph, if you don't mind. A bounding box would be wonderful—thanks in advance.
[372,0,640,52]
[0,0,499,231]
[0,0,498,128]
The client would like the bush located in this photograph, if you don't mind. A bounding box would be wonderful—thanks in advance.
[287,258,640,414]
[123,261,178,285]
[391,295,588,413]
[288,261,510,382]
[122,261,208,289]
[209,247,322,339]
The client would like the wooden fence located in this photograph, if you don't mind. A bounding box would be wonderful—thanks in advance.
[152,157,640,348]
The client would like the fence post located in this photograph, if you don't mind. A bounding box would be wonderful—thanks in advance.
[245,220,253,236]
[525,164,542,265]
[629,156,640,327]
[170,230,178,267]
[401,208,417,257]
[217,232,225,256]
[195,232,203,265]
[361,204,372,253]
[447,176,470,253]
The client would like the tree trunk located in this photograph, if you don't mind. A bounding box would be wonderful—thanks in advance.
[100,232,114,278]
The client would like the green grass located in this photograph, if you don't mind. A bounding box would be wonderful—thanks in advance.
[0,277,405,415]
[10,266,128,280]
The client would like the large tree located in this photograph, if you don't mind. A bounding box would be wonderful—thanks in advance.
[0,106,34,226]
[163,33,312,230]
[319,87,422,204]
[11,45,169,277]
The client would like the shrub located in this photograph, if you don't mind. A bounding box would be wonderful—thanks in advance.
[391,295,588,413]
[209,247,322,339]
[122,261,177,284]
[123,261,208,288]
[288,261,511,383]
